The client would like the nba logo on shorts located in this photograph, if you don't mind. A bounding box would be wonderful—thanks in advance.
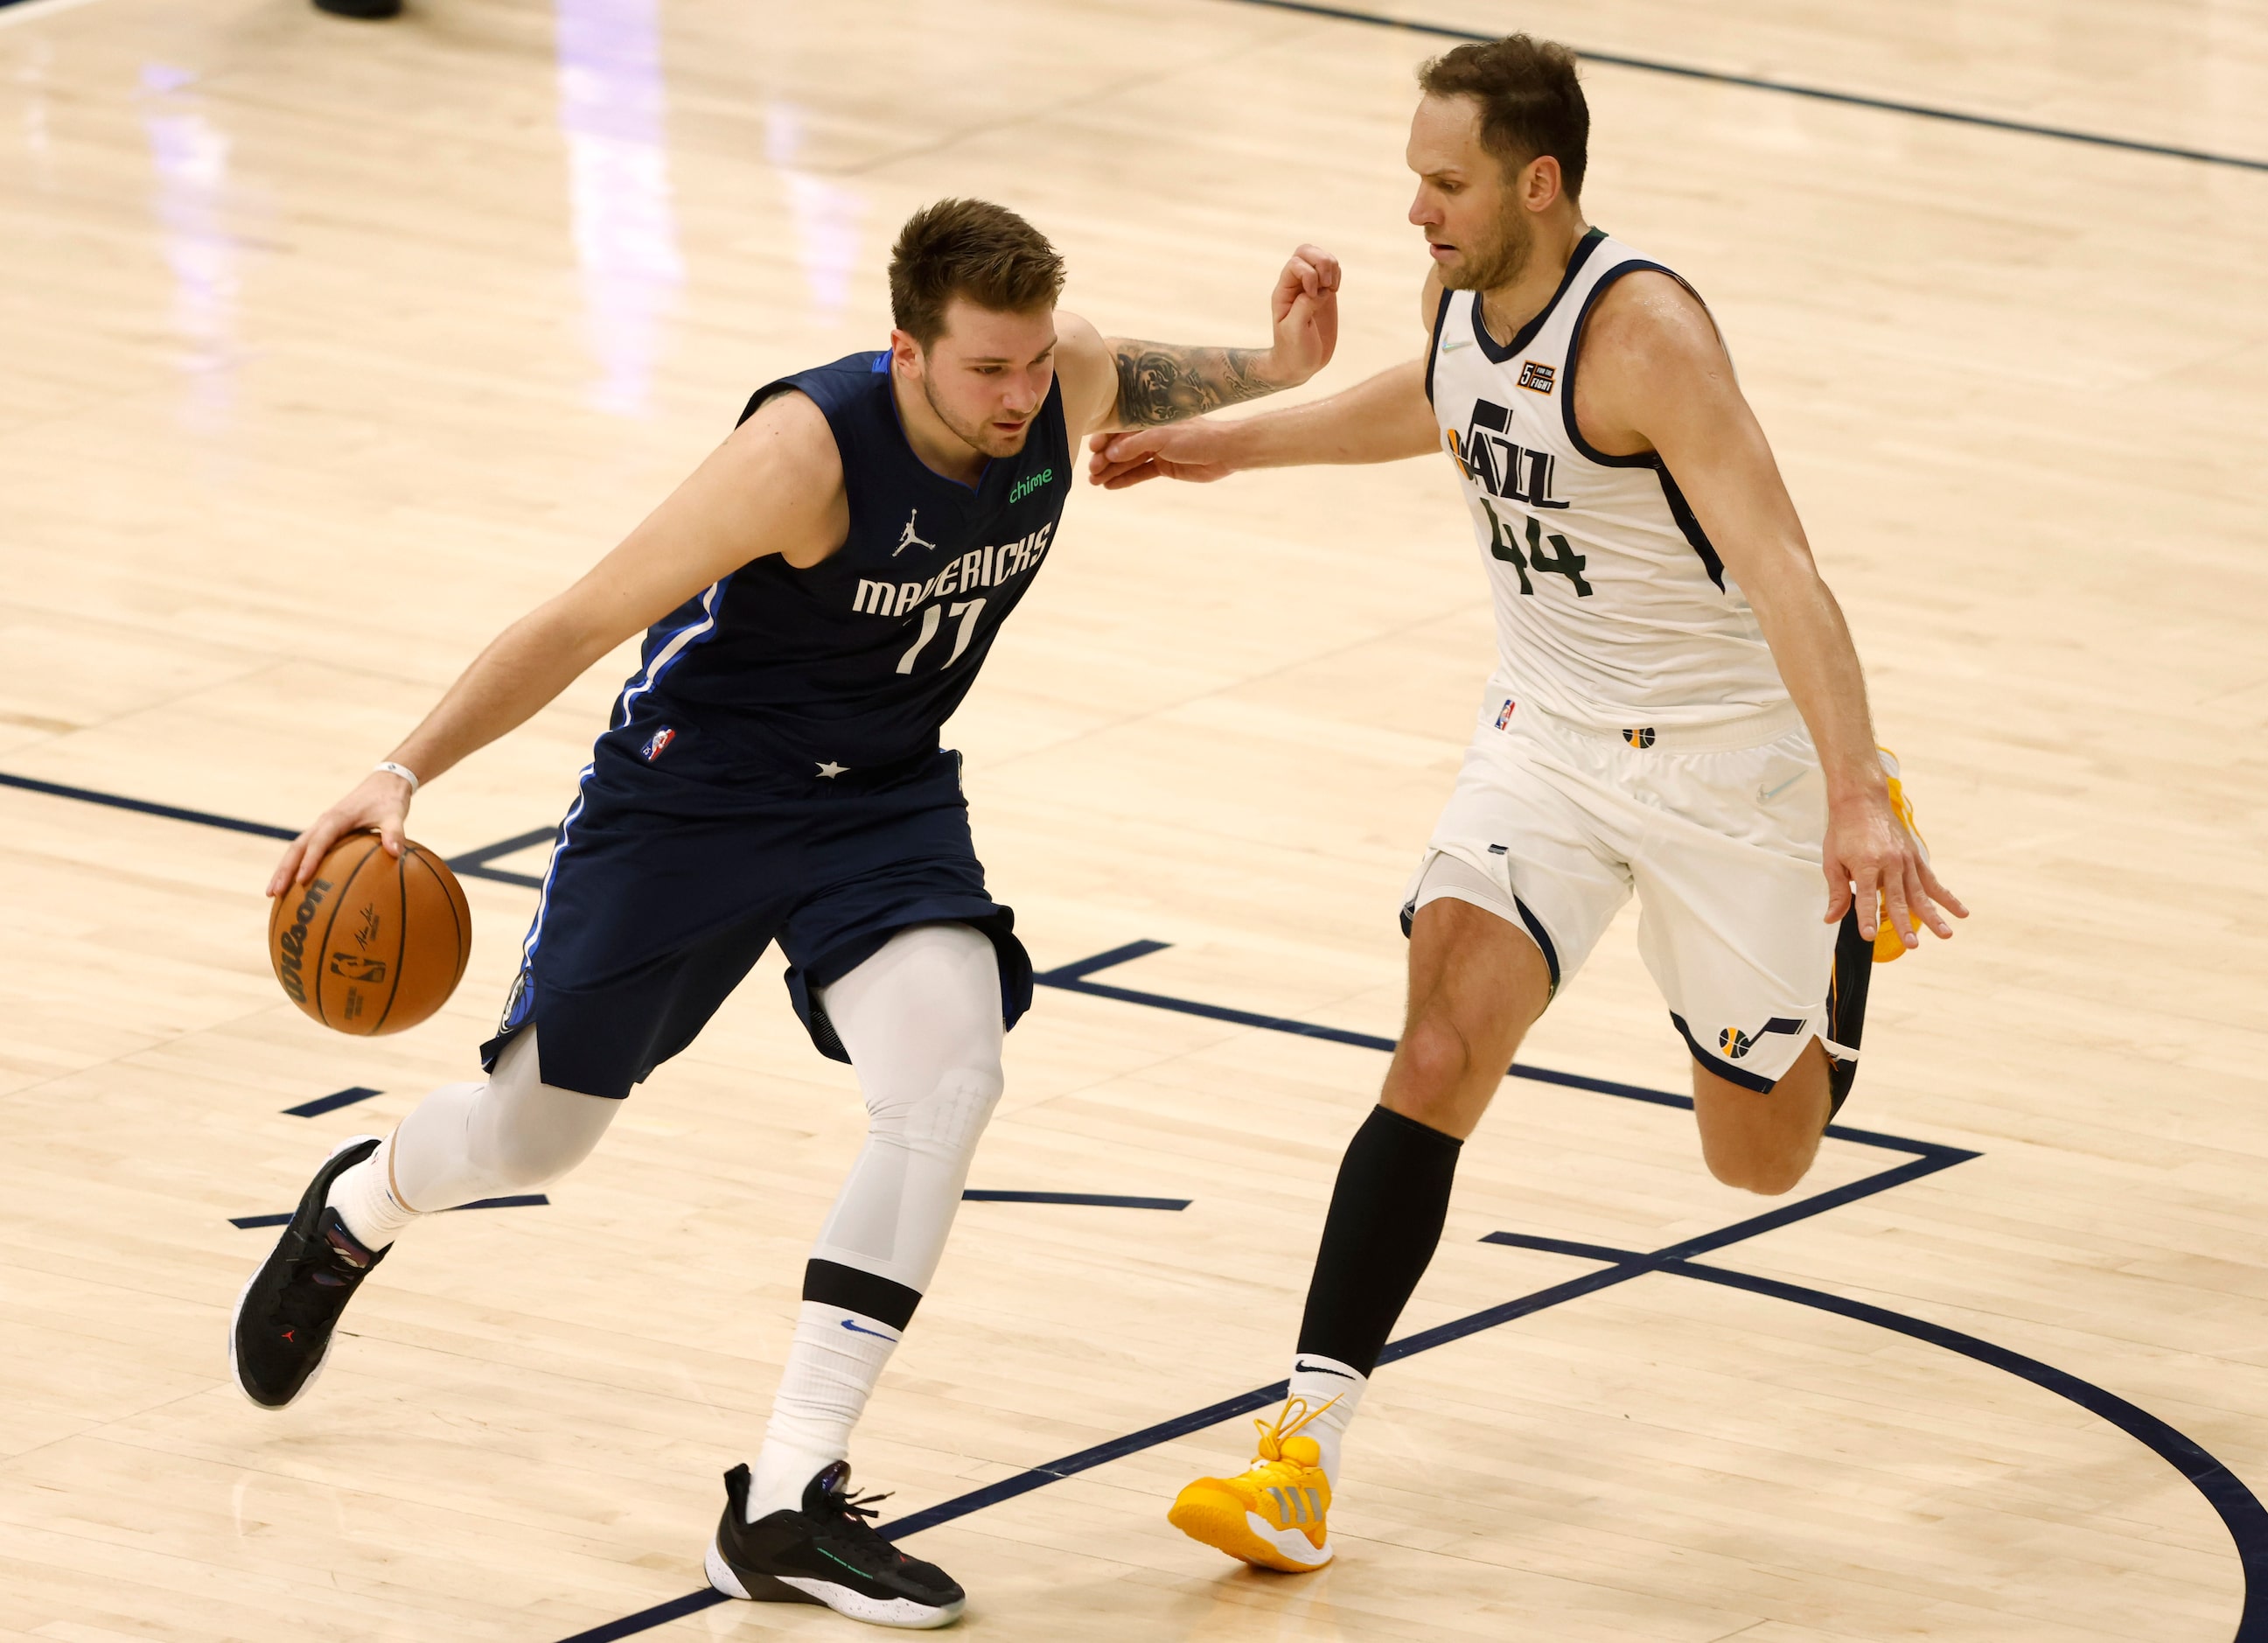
[640,726,676,762]
[1495,698,1517,731]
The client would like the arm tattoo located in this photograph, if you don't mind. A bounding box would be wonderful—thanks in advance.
[1109,340,1275,427]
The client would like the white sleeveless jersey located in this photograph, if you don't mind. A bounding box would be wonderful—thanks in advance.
[1427,228,1788,731]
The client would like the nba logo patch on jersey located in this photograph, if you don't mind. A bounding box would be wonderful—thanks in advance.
[1495,698,1517,731]
[640,726,677,762]
[1518,360,1556,395]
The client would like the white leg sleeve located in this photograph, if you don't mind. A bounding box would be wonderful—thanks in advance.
[328,1028,622,1247]
[806,922,1006,1294]
[750,922,1004,1517]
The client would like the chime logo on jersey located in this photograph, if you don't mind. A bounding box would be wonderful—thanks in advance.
[1444,399,1567,509]
[1719,1017,1806,1059]
[640,726,676,762]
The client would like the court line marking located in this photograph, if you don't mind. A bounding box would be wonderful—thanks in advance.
[0,774,2251,1633]
[283,1086,383,1117]
[228,1192,548,1229]
[1214,0,2268,175]
[1487,1232,2268,1642]
[0,0,109,31]
[960,1191,1190,1210]
[0,771,549,890]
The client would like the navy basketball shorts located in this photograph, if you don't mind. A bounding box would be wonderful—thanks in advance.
[480,745,1032,1100]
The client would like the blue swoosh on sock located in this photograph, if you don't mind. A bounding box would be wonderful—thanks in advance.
[840,1318,898,1341]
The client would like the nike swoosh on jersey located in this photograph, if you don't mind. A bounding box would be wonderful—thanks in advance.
[1439,339,1474,352]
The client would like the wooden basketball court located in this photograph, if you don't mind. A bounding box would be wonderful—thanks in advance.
[3,0,2265,1637]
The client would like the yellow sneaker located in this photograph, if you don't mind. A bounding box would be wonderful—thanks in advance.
[1168,1396,1337,1572]
[1873,748,1928,963]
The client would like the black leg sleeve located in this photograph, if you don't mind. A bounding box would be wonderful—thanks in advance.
[1826,907,1875,1119]
[1295,1104,1463,1376]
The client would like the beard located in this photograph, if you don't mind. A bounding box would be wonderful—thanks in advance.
[1440,207,1534,291]
[920,373,1033,461]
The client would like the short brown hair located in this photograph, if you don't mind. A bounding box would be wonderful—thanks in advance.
[1418,36,1588,199]
[889,199,1066,348]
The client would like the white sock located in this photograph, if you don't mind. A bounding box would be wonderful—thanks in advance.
[325,1134,420,1249]
[1285,1353,1367,1486]
[749,1302,903,1519]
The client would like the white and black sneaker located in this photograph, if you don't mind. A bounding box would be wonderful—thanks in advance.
[229,1136,388,1409]
[706,1460,965,1629]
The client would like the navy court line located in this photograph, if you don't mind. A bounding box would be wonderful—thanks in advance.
[6,775,2242,1633]
[446,827,555,889]
[1213,0,2268,174]
[558,1143,1964,1642]
[0,770,554,890]
[1484,1230,2268,1640]
[283,1086,382,1117]
[0,770,297,841]
[229,1193,548,1229]
[1036,941,1944,1153]
[961,1191,1190,1210]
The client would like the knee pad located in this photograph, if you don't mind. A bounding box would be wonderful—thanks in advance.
[891,1062,1003,1156]
[466,1027,621,1190]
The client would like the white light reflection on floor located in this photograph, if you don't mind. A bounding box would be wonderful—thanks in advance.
[765,101,865,328]
[554,0,684,417]
[139,62,237,430]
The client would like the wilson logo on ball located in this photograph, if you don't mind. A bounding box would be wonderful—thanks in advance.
[273,877,333,1005]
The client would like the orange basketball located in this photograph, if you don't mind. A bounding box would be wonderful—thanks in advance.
[268,832,472,1035]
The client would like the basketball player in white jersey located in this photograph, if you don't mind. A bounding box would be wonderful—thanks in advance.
[1088,35,1966,1574]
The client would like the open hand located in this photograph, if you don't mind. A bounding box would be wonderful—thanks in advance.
[1825,786,1966,949]
[267,768,414,896]
[1086,420,1238,489]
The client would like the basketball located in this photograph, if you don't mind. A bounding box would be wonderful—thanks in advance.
[267,832,472,1036]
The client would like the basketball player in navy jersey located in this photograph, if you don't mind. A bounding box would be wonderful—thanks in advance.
[1092,38,1965,1575]
[235,199,1340,1626]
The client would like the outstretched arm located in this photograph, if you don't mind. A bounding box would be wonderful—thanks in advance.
[1086,271,1445,487]
[266,393,845,892]
[1055,245,1343,438]
[1578,273,1966,950]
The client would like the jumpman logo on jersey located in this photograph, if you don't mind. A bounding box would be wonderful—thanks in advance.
[892,508,936,558]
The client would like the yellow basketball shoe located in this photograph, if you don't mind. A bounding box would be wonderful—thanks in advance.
[1168,1397,1337,1572]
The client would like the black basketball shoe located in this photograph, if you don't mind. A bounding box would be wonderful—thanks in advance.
[706,1460,965,1629]
[230,1136,389,1409]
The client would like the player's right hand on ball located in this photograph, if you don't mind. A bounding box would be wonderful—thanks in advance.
[268,769,413,895]
[1086,422,1237,490]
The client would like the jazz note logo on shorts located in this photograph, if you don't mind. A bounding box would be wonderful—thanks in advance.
[641,726,676,762]
[1720,1017,1806,1059]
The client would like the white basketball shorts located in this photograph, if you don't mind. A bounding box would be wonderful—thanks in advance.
[1402,689,1839,1092]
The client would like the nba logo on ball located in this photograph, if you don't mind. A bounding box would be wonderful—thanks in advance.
[641,726,676,762]
[1495,698,1517,731]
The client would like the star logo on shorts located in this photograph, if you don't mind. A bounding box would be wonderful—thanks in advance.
[815,761,848,779]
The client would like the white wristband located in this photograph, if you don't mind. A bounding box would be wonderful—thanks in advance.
[373,760,421,794]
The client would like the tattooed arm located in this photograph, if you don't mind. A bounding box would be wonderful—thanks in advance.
[1054,244,1341,437]
[1106,341,1280,427]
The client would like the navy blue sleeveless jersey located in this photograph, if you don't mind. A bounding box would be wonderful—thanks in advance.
[609,350,1071,780]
